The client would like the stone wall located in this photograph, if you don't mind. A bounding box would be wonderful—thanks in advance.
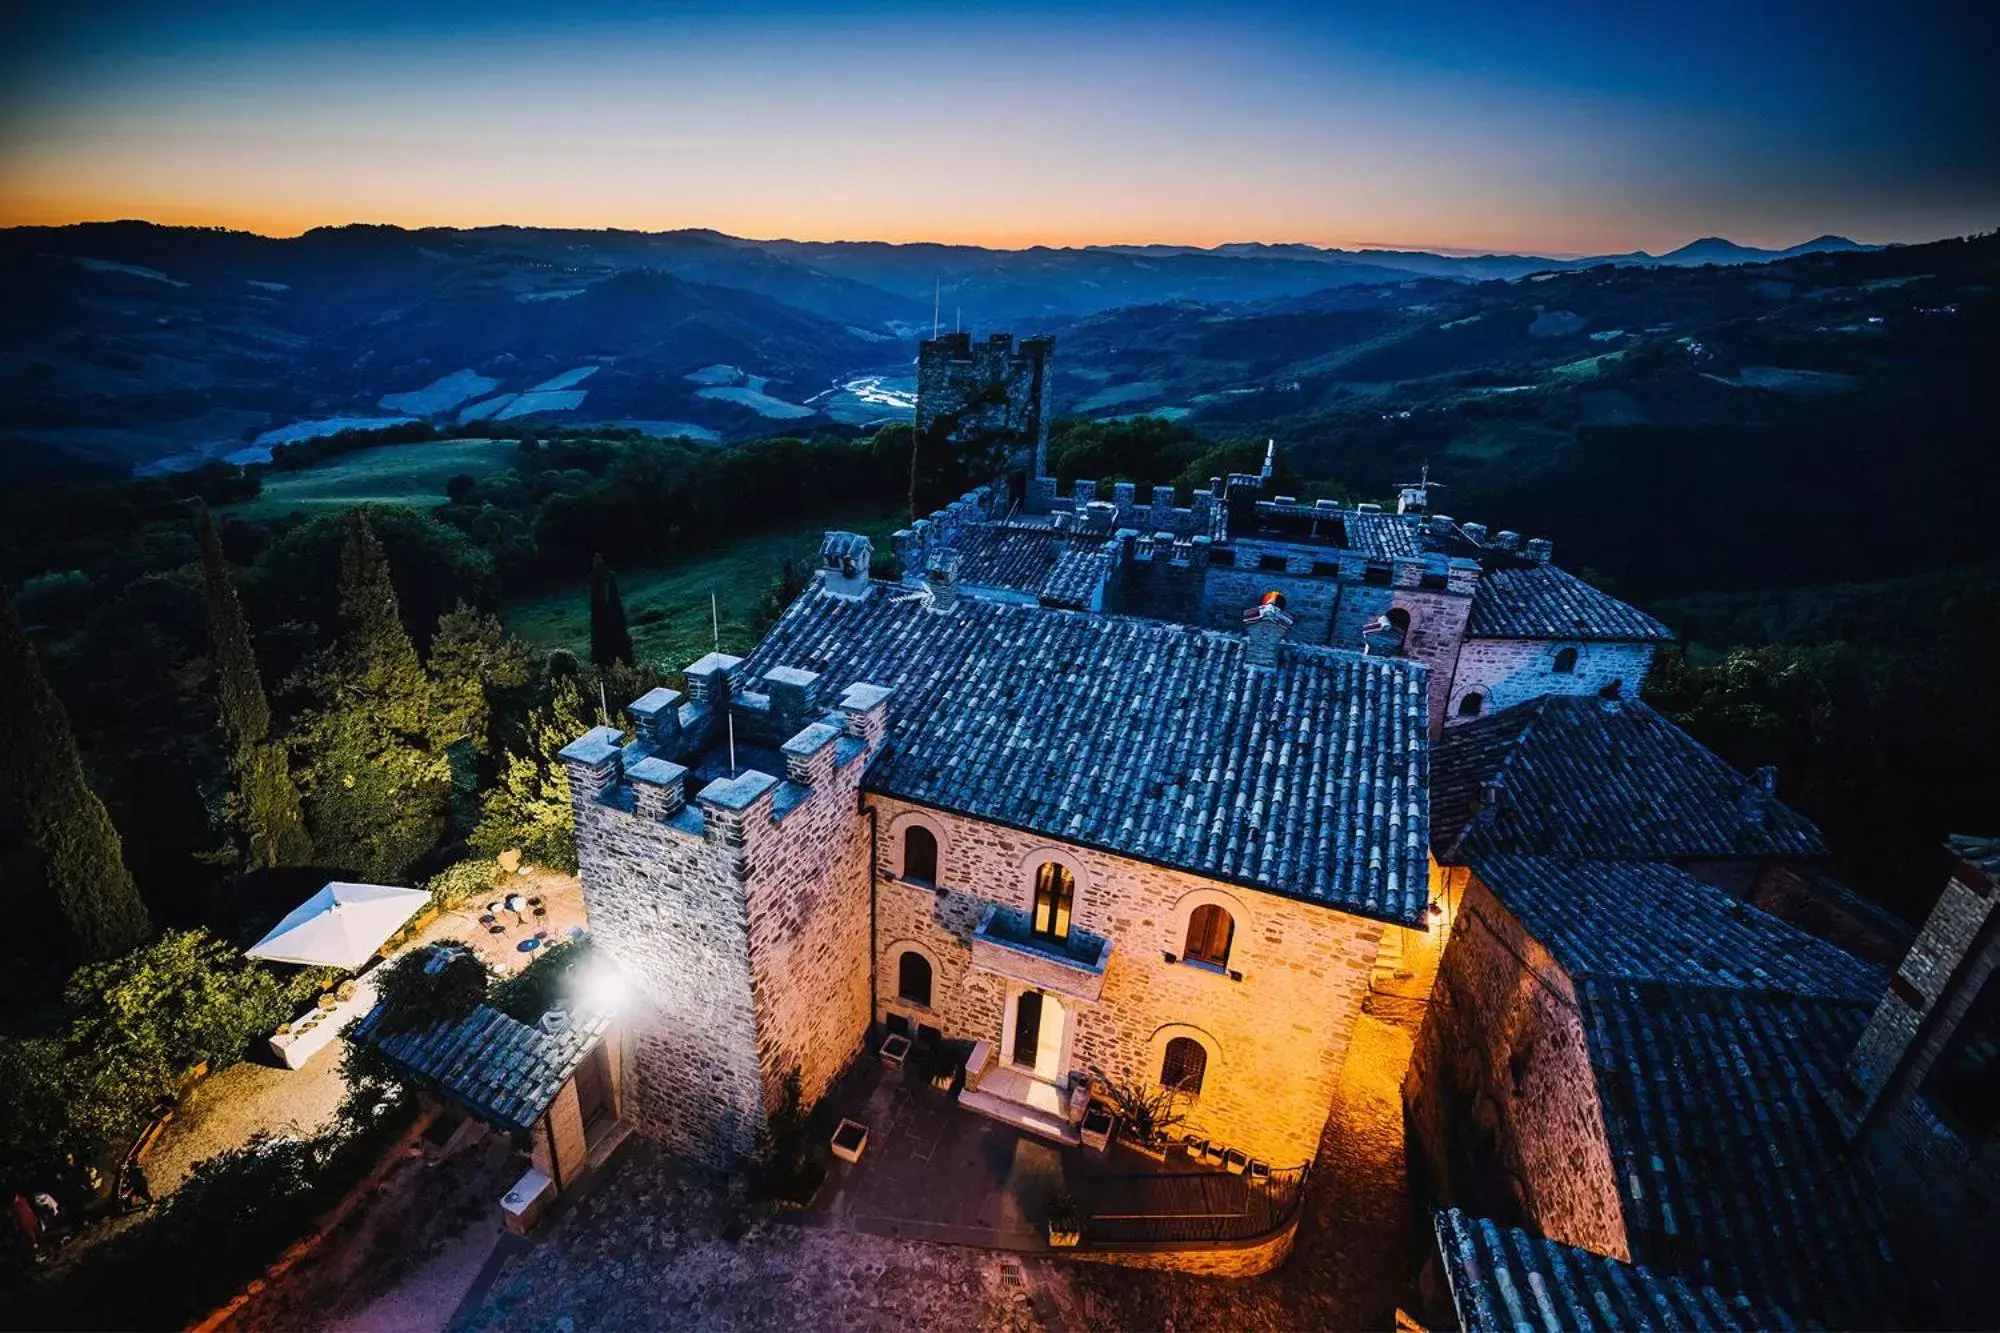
[1445,639,1655,723]
[1062,1215,1300,1276]
[1402,871,1629,1258]
[870,798,1389,1167]
[741,744,875,1112]
[569,781,767,1166]
[915,332,1053,478]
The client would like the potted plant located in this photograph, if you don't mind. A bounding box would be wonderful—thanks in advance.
[1096,1074,1187,1161]
[1080,1103,1115,1152]
[910,1040,962,1092]
[1046,1191,1083,1248]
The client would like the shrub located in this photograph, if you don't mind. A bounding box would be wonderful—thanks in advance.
[424,857,501,910]
[488,936,592,1024]
[1096,1073,1187,1150]
[370,941,487,1034]
[753,1067,825,1206]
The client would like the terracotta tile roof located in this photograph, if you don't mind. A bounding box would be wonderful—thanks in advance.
[743,581,1432,924]
[1039,544,1114,609]
[1579,980,1915,1328]
[1432,695,1828,863]
[1434,1208,1797,1331]
[1468,563,1674,641]
[1474,856,1886,1002]
[355,1000,611,1134]
[943,523,1085,596]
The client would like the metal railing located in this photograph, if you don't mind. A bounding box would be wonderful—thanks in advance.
[1081,1162,1310,1246]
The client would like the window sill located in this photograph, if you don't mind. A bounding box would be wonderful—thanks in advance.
[1165,952,1242,982]
[892,873,942,892]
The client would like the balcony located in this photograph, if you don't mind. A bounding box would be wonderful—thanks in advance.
[969,904,1113,1002]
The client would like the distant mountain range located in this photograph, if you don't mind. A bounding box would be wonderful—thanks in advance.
[0,218,1938,478]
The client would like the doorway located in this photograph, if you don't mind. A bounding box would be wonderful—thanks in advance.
[1008,988,1067,1082]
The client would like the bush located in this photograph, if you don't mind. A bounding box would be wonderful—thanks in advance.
[753,1067,825,1206]
[488,936,592,1024]
[1096,1072,1187,1150]
[370,941,487,1035]
[424,857,501,910]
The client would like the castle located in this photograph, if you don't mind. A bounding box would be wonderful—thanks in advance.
[372,334,1989,1321]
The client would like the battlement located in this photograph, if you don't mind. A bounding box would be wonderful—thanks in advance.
[915,331,1056,480]
[891,485,1008,577]
[560,662,890,852]
[917,330,1051,367]
[1032,476,1220,538]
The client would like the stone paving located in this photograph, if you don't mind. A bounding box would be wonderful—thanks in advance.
[452,986,1425,1332]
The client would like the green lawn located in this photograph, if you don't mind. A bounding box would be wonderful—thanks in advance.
[503,507,907,668]
[223,438,524,520]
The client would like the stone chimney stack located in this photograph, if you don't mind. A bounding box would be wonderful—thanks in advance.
[1461,522,1489,545]
[1525,537,1553,564]
[925,548,961,611]
[1492,530,1521,552]
[1430,514,1455,537]
[1241,592,1294,669]
[820,531,874,601]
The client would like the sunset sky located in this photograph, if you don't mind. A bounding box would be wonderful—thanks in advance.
[1,0,1993,254]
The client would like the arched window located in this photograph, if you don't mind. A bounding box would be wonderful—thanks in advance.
[1458,692,1485,718]
[1385,607,1411,633]
[1183,904,1234,968]
[897,951,933,1008]
[902,825,938,884]
[1032,862,1074,942]
[1552,647,1578,674]
[1161,1036,1207,1097]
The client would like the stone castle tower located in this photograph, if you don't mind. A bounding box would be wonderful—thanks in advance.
[915,332,1055,490]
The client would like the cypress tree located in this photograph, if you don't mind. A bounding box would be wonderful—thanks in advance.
[0,586,151,959]
[197,508,313,870]
[587,554,634,669]
[291,510,450,880]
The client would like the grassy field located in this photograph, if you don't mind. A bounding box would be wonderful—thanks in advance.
[223,437,523,519]
[503,506,907,667]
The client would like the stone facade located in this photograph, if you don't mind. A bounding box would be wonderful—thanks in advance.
[915,332,1054,480]
[1445,638,1655,724]
[871,797,1392,1168]
[1402,868,1629,1259]
[565,677,889,1167]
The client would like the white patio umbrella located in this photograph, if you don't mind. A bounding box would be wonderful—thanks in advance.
[246,881,432,970]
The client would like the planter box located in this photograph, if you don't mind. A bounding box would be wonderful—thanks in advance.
[830,1118,870,1164]
[1201,1143,1228,1168]
[1047,1224,1081,1248]
[1126,1137,1170,1162]
[1248,1160,1271,1182]
[1224,1148,1249,1175]
[878,1033,912,1068]
[1080,1108,1115,1152]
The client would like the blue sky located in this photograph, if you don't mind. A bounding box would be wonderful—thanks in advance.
[1,0,1992,251]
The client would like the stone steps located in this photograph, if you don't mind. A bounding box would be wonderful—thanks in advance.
[959,1086,1081,1146]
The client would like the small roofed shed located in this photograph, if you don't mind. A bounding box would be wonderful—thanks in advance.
[246,881,432,970]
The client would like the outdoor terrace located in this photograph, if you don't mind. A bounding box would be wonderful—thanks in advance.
[806,1059,1307,1259]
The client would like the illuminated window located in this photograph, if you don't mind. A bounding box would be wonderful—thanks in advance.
[902,826,938,884]
[1183,904,1234,969]
[897,951,933,1008]
[1032,862,1075,943]
[1553,647,1578,674]
[1161,1037,1207,1096]
[1458,693,1485,718]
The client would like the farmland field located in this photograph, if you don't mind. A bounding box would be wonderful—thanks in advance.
[220,437,525,519]
[503,506,906,667]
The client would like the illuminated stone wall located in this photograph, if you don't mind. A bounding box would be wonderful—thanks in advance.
[1445,639,1655,723]
[1402,871,1629,1258]
[871,797,1392,1168]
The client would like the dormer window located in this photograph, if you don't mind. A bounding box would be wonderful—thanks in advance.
[1458,692,1486,719]
[1553,647,1579,674]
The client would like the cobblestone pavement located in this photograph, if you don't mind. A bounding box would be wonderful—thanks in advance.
[453,989,1422,1333]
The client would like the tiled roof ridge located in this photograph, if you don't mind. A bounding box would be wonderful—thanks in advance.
[1441,696,1552,861]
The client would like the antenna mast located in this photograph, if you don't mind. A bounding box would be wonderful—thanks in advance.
[932,279,940,340]
[711,591,736,775]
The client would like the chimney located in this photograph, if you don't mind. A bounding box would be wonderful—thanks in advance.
[1462,522,1489,545]
[1737,785,1768,828]
[1753,763,1779,794]
[1430,514,1455,536]
[925,548,961,611]
[627,686,684,756]
[821,531,874,600]
[1492,530,1521,552]
[1478,772,1505,812]
[1525,537,1553,564]
[1241,591,1293,669]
